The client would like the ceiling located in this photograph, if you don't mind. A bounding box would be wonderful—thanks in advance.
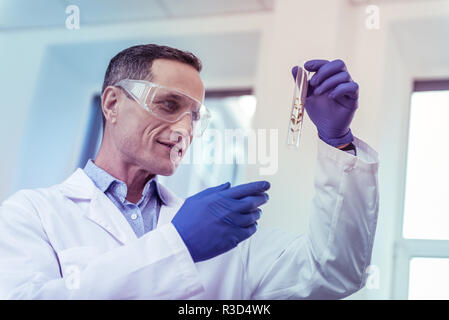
[46,32,261,88]
[0,0,274,30]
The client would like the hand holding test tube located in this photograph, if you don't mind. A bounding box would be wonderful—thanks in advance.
[289,59,358,149]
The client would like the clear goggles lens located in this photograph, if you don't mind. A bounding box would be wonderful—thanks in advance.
[116,79,211,136]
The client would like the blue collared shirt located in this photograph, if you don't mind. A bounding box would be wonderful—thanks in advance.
[83,159,166,238]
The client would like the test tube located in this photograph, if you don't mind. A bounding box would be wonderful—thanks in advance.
[287,64,309,148]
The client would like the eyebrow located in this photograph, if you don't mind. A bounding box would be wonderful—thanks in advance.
[157,91,199,109]
[161,93,185,101]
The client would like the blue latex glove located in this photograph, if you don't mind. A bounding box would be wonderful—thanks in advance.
[171,181,270,262]
[292,59,359,147]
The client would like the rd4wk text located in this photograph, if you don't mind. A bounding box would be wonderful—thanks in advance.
[178,304,271,317]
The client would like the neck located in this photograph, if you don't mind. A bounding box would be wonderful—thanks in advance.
[94,144,155,204]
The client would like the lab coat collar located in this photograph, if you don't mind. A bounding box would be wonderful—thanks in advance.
[59,168,180,206]
[58,168,184,244]
[83,159,168,206]
[58,168,95,200]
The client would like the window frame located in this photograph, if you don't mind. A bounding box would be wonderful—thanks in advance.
[392,79,449,299]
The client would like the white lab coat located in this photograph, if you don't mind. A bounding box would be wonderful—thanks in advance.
[0,136,379,299]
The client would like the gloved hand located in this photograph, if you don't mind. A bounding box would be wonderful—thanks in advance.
[292,59,359,147]
[172,181,270,262]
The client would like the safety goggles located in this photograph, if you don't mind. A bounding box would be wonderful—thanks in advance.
[115,79,211,136]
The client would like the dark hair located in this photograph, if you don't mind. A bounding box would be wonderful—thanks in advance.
[101,44,202,128]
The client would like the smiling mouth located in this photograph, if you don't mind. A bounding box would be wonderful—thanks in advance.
[157,140,183,157]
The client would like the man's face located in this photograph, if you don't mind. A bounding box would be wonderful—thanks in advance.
[109,58,205,176]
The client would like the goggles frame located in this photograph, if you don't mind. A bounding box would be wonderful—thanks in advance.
[115,79,211,136]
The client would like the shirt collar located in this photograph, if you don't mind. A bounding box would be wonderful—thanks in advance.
[83,159,167,205]
[83,159,116,193]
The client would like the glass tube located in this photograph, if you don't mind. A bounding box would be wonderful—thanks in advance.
[287,64,309,148]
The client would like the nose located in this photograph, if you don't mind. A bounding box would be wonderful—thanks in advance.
[169,113,193,136]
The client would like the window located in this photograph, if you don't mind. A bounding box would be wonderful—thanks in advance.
[402,89,449,240]
[393,80,449,299]
[408,257,449,299]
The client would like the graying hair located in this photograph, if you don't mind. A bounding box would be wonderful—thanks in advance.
[101,44,202,126]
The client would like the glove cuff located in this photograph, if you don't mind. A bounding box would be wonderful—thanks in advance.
[318,128,354,148]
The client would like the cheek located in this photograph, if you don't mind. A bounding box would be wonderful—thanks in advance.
[142,120,172,151]
[113,116,150,151]
[118,123,143,145]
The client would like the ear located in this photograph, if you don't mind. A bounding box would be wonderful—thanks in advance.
[101,86,120,125]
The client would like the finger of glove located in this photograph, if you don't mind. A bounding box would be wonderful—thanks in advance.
[241,223,258,239]
[227,209,261,227]
[291,66,309,89]
[291,65,299,81]
[310,59,347,87]
[194,182,230,198]
[220,181,270,199]
[215,193,268,213]
[232,193,269,212]
[314,71,351,96]
[304,59,329,72]
[329,81,359,100]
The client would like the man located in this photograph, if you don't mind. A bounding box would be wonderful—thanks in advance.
[0,44,379,299]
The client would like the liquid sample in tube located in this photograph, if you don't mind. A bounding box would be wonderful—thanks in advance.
[287,65,309,148]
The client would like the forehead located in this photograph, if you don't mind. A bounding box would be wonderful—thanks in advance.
[150,59,204,102]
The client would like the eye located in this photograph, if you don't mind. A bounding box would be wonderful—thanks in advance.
[154,99,180,113]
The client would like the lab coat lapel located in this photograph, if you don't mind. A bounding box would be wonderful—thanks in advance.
[59,168,137,245]
[60,169,186,240]
[155,182,184,227]
[86,189,137,244]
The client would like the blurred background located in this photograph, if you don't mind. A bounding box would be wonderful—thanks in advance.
[0,0,449,299]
